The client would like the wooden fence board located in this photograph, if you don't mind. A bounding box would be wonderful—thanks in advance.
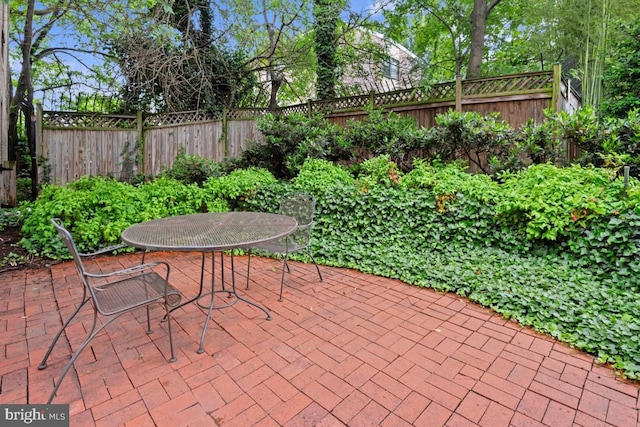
[226,120,261,158]
[44,128,138,185]
[143,120,225,176]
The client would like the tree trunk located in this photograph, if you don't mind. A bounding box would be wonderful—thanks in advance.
[9,0,38,199]
[268,67,283,109]
[466,0,503,79]
[314,0,341,100]
[1,3,9,165]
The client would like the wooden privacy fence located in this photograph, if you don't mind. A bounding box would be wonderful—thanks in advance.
[35,65,580,189]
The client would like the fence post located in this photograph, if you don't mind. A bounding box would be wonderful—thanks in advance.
[136,111,144,175]
[307,99,312,118]
[551,63,562,113]
[455,75,462,112]
[35,103,43,185]
[369,91,375,109]
[222,108,229,159]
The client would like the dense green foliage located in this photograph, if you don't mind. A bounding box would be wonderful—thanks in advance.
[234,113,351,178]
[161,147,225,186]
[601,17,640,118]
[18,168,276,256]
[237,107,640,179]
[15,157,640,379]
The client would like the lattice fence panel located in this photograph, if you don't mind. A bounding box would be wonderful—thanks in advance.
[144,110,218,127]
[311,99,339,114]
[280,104,309,116]
[227,108,270,120]
[309,95,370,114]
[463,72,553,96]
[374,88,416,105]
[43,112,138,129]
[428,82,456,99]
[330,95,369,111]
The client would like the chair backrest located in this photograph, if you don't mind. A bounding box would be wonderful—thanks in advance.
[278,193,316,250]
[51,218,91,285]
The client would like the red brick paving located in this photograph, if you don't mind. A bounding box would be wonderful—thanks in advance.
[1,251,639,426]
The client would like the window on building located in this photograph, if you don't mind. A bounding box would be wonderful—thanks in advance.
[382,57,399,80]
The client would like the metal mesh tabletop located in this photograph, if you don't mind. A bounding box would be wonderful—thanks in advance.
[121,212,298,252]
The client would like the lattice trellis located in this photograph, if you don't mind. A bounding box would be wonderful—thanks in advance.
[226,108,270,120]
[330,95,370,111]
[42,71,555,129]
[463,72,553,96]
[370,82,456,107]
[43,112,138,129]
[311,99,339,115]
[429,82,456,99]
[144,110,218,127]
[374,88,419,105]
[279,105,309,116]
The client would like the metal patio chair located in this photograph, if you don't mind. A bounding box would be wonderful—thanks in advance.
[246,192,323,301]
[39,218,182,403]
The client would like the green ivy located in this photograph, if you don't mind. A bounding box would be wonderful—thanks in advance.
[203,167,278,211]
[291,158,354,193]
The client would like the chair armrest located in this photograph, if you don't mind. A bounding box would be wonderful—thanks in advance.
[79,244,127,258]
[296,222,312,231]
[84,261,170,280]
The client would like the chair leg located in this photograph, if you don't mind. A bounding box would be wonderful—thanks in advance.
[146,306,152,334]
[308,249,323,282]
[47,310,102,404]
[246,249,252,290]
[164,303,176,362]
[279,254,289,302]
[38,291,90,370]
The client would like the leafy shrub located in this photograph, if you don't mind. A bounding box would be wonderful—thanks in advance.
[555,107,605,167]
[509,107,640,177]
[237,113,350,179]
[400,159,500,201]
[19,168,279,258]
[355,155,402,190]
[20,177,142,257]
[136,176,206,219]
[507,110,566,169]
[342,108,430,168]
[291,158,354,193]
[495,164,624,241]
[426,111,515,174]
[234,106,637,181]
[162,146,224,186]
[203,167,278,211]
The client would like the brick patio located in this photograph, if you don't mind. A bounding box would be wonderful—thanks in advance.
[1,251,639,426]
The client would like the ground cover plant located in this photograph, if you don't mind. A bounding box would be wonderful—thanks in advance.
[11,156,640,380]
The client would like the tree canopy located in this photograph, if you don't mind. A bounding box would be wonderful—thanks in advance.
[600,17,640,118]
[8,0,640,114]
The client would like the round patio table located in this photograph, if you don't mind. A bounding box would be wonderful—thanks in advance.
[121,211,297,353]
